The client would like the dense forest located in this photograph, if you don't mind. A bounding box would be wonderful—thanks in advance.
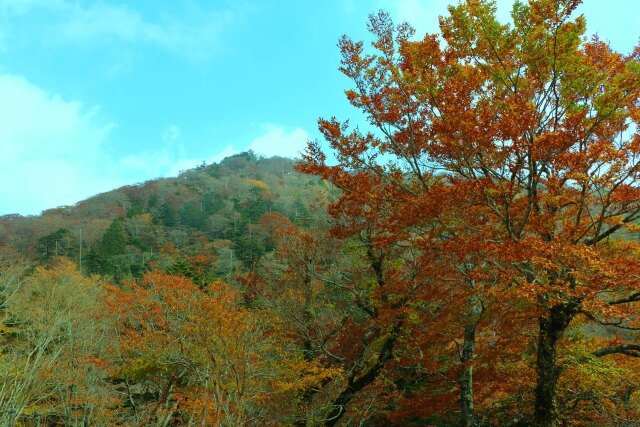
[1,152,330,281]
[2,0,640,426]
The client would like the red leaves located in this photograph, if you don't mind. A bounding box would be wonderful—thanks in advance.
[298,1,640,423]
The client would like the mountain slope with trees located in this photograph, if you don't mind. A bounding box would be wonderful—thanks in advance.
[0,151,333,283]
[1,1,639,426]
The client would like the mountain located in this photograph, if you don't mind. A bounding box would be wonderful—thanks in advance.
[0,151,335,281]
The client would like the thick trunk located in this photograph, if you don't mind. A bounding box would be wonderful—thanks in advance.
[533,301,579,426]
[460,323,476,427]
[534,318,560,427]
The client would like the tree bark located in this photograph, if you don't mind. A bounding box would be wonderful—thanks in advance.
[293,270,317,427]
[533,300,579,426]
[324,321,401,427]
[460,323,476,427]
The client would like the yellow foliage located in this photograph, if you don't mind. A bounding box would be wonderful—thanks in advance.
[247,179,270,190]
[275,360,342,393]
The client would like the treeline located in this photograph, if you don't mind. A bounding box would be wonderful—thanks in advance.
[0,152,332,283]
[1,153,638,425]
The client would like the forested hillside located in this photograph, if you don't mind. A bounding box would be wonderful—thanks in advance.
[0,152,332,282]
[1,0,640,426]
[0,152,349,425]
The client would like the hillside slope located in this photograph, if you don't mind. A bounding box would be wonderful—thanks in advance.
[0,151,334,281]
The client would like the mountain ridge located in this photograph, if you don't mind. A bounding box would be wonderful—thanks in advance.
[0,151,334,280]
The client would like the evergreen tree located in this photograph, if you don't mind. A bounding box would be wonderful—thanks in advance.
[179,204,208,229]
[88,219,129,278]
[166,257,196,280]
[37,228,71,260]
[291,198,311,227]
[158,202,179,227]
[99,220,127,257]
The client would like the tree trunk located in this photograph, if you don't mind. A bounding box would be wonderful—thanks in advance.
[533,300,579,426]
[324,322,401,427]
[460,323,476,427]
[293,270,316,427]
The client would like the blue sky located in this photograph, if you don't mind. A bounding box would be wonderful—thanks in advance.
[1,0,639,215]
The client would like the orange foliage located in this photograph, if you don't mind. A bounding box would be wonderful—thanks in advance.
[104,271,340,425]
[298,1,640,424]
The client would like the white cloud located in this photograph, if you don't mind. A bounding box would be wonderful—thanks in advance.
[0,73,309,215]
[59,3,234,59]
[379,1,640,53]
[211,145,239,162]
[118,147,177,178]
[138,124,310,178]
[0,73,118,215]
[247,124,309,159]
[0,0,241,60]
[133,124,309,179]
[0,74,197,215]
[381,0,445,36]
[162,125,181,143]
[117,138,207,179]
[0,0,66,14]
[117,127,204,179]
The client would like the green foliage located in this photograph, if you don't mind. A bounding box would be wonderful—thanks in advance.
[167,256,214,287]
[87,219,130,279]
[37,228,72,260]
[291,198,312,227]
[126,202,146,218]
[158,201,179,227]
[0,154,332,285]
[234,234,266,268]
[99,220,127,257]
[179,203,208,229]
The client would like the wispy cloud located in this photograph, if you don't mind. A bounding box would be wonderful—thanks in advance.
[248,124,309,159]
[58,3,236,60]
[162,125,181,143]
[124,124,311,179]
[0,73,245,215]
[117,126,196,179]
[0,0,245,61]
[377,0,639,54]
[0,73,117,215]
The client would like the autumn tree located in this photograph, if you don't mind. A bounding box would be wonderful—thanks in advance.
[251,213,360,424]
[104,271,340,426]
[0,259,113,425]
[300,1,640,425]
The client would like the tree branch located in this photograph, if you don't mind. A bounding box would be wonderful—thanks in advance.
[593,344,640,358]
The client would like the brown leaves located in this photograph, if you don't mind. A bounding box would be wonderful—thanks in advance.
[104,271,343,425]
[299,1,640,423]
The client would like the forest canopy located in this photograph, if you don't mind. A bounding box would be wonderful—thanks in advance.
[1,0,640,426]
